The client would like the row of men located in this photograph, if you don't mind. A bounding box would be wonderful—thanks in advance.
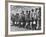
[11,8,41,30]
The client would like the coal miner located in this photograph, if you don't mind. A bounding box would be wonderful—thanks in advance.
[14,13,20,26]
[36,8,41,30]
[25,10,30,29]
[11,14,15,26]
[19,11,25,28]
[31,9,37,30]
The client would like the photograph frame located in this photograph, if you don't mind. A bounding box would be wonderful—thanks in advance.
[5,1,45,36]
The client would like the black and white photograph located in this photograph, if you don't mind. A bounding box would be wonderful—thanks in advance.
[8,2,44,35]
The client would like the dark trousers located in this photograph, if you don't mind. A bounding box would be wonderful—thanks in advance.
[32,18,37,30]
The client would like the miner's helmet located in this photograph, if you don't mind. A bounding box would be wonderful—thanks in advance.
[26,10,28,14]
[35,8,40,12]
[16,13,19,15]
[21,11,24,14]
[36,8,39,10]
[29,11,30,13]
[31,9,34,12]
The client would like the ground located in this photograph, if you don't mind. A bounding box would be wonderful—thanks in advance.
[11,26,29,31]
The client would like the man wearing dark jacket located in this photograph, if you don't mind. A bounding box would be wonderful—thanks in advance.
[19,11,25,28]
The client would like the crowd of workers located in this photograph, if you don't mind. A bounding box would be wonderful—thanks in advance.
[11,8,41,30]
